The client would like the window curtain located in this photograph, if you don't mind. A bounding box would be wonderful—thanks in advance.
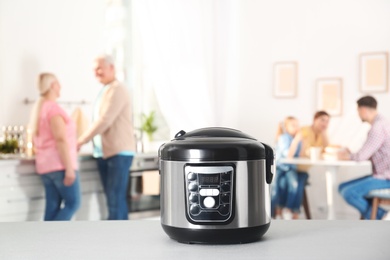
[133,0,239,136]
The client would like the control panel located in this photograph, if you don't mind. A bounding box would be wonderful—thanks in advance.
[184,165,234,223]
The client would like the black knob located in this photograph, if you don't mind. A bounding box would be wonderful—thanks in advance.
[188,182,198,192]
[219,204,229,216]
[189,193,198,203]
[187,172,197,181]
[190,205,201,215]
[221,183,230,192]
[221,193,230,204]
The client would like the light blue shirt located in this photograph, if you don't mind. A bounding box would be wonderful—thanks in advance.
[92,85,134,158]
[275,133,301,172]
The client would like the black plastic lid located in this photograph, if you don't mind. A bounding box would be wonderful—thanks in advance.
[159,127,267,161]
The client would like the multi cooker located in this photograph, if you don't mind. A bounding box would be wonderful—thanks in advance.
[158,127,274,244]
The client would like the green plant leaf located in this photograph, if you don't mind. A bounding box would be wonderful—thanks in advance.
[141,111,158,141]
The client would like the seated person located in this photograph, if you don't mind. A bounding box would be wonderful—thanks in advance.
[338,96,390,220]
[271,116,303,219]
[290,110,330,160]
[286,111,331,218]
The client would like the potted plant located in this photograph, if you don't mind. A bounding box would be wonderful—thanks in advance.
[141,111,158,142]
[0,139,18,154]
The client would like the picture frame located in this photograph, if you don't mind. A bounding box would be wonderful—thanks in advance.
[359,52,389,93]
[316,78,343,116]
[273,62,298,98]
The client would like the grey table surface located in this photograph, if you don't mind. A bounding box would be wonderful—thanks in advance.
[0,220,389,260]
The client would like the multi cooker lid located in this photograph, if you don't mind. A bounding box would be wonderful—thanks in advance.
[159,127,268,161]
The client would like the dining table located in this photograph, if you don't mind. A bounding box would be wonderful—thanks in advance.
[279,158,371,219]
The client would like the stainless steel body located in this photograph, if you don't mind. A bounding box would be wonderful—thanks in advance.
[160,159,271,229]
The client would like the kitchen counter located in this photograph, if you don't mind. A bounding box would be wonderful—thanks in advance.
[0,153,159,221]
[0,220,389,259]
[0,152,158,166]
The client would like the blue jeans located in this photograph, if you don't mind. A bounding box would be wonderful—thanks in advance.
[40,170,81,221]
[339,175,390,220]
[271,168,308,215]
[97,155,133,220]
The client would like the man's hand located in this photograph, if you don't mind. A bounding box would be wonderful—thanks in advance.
[338,148,352,161]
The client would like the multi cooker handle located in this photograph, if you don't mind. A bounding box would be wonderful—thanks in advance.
[261,142,274,184]
[174,130,186,138]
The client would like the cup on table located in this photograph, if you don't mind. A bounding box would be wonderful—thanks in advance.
[310,147,322,161]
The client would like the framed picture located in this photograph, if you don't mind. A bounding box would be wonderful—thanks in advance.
[316,78,343,116]
[273,62,298,98]
[360,52,388,93]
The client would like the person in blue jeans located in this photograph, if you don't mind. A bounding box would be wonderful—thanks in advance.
[31,73,81,221]
[272,116,307,220]
[40,171,81,220]
[338,96,390,220]
[97,155,134,220]
[78,55,136,220]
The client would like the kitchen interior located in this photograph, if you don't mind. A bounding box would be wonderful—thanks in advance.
[1,0,390,257]
[1,0,390,221]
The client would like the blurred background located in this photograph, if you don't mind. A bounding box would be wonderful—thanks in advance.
[0,0,389,220]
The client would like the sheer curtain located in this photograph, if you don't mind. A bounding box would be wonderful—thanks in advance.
[133,0,237,136]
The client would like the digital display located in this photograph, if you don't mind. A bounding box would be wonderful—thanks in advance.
[199,174,220,185]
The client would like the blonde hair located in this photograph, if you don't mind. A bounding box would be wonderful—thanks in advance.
[275,116,297,141]
[29,73,57,136]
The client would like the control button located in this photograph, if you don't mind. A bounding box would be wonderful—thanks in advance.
[221,172,231,181]
[189,193,198,203]
[200,189,215,196]
[190,205,201,215]
[187,172,197,181]
[221,193,230,204]
[221,183,230,192]
[212,189,220,196]
[219,204,230,216]
[203,197,216,208]
[188,182,198,192]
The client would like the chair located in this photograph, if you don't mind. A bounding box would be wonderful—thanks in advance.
[302,188,311,219]
[366,189,390,220]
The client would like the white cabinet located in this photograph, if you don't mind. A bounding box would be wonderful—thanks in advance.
[0,153,160,222]
[0,158,106,222]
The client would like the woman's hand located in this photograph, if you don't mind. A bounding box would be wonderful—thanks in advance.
[63,169,76,186]
[288,132,302,158]
[77,139,85,152]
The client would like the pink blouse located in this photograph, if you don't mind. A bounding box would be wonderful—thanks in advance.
[34,101,78,174]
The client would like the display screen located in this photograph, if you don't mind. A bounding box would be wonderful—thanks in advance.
[198,174,220,185]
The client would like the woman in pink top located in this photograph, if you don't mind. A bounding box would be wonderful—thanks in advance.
[30,73,80,221]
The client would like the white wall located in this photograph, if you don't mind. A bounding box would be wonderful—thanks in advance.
[0,0,107,127]
[1,0,389,142]
[235,0,390,148]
